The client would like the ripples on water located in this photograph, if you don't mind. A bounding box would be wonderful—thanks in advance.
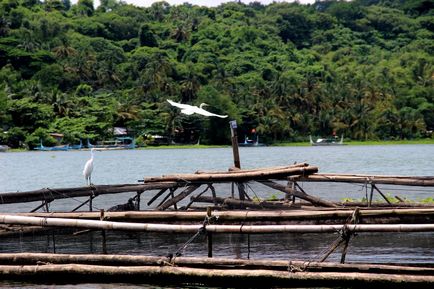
[0,145,433,288]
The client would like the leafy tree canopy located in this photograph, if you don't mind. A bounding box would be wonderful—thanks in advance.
[0,0,432,148]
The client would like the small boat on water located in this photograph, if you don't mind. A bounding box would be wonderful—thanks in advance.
[34,141,70,151]
[87,137,136,150]
[0,145,9,152]
[239,135,265,147]
[310,135,346,146]
[69,139,83,150]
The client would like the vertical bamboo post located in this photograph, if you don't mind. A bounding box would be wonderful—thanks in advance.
[171,190,178,211]
[369,185,374,207]
[340,239,350,263]
[247,234,251,259]
[229,120,241,169]
[44,200,50,213]
[285,181,292,202]
[51,231,56,253]
[89,194,93,212]
[100,209,107,254]
[136,191,141,210]
[207,207,213,258]
[229,120,246,203]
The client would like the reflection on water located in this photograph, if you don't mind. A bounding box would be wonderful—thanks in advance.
[0,145,433,288]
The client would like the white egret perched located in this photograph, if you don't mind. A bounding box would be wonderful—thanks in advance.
[83,148,96,185]
[167,99,228,118]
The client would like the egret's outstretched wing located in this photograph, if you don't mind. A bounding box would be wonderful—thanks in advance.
[168,99,228,118]
[167,99,191,110]
[195,107,228,118]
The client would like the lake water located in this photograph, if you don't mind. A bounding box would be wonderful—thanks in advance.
[0,145,433,288]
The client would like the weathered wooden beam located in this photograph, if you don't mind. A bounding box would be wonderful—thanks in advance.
[229,120,241,169]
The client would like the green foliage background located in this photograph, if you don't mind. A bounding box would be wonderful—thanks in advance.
[0,0,433,148]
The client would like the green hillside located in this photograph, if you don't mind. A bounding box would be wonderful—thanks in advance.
[0,0,433,148]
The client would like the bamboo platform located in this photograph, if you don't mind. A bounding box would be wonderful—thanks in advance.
[0,253,432,288]
[1,162,433,213]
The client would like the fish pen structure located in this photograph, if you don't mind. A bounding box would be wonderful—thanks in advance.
[0,159,433,287]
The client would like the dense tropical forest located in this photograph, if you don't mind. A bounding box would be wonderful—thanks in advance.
[0,0,433,148]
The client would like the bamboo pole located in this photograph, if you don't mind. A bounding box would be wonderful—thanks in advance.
[157,184,201,210]
[0,253,433,275]
[195,163,309,175]
[0,182,179,205]
[20,208,434,221]
[0,263,432,288]
[258,180,338,207]
[1,214,434,233]
[147,188,168,206]
[192,195,297,210]
[339,202,434,208]
[290,174,434,186]
[144,166,319,183]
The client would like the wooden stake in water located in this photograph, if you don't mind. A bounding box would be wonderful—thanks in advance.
[229,120,241,169]
[229,120,246,203]
[207,207,213,258]
[100,209,107,254]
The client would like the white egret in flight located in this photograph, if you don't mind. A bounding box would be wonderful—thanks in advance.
[83,148,96,185]
[167,99,228,118]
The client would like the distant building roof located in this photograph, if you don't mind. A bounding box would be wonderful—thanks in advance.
[114,127,128,136]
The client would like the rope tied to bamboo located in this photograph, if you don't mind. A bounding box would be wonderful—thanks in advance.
[288,261,307,273]
[288,209,362,274]
[168,213,219,263]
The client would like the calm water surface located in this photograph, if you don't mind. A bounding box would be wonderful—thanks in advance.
[0,145,433,288]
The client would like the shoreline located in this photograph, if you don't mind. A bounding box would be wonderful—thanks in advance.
[4,138,434,152]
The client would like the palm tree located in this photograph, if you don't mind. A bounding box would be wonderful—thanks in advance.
[141,52,172,97]
[51,89,72,117]
[171,24,190,43]
[17,28,40,52]
[180,64,200,103]
[52,37,77,59]
[0,17,10,37]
